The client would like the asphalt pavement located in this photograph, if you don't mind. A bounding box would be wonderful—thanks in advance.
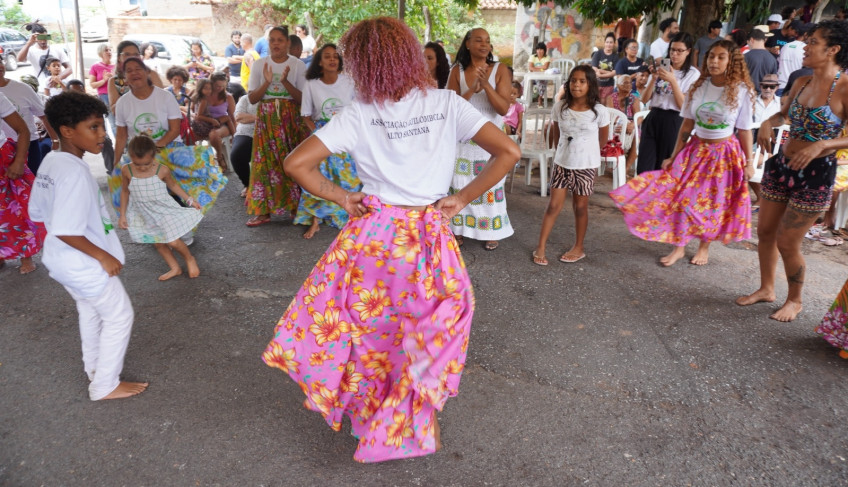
[2,155,848,486]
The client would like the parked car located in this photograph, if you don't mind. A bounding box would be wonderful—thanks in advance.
[81,18,108,43]
[121,34,227,75]
[0,27,29,71]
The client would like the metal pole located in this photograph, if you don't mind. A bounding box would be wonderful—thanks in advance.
[73,0,84,83]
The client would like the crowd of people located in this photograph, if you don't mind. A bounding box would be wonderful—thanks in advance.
[3,12,848,463]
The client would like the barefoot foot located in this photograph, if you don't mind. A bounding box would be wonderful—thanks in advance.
[735,288,777,306]
[19,258,36,274]
[770,300,803,322]
[690,249,709,266]
[432,412,442,452]
[99,381,149,400]
[303,223,320,239]
[158,267,183,281]
[185,256,200,278]
[659,247,685,267]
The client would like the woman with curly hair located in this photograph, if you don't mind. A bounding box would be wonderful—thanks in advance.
[261,17,519,462]
[611,39,755,267]
[736,20,848,324]
[424,41,450,89]
[447,28,514,251]
[244,26,310,226]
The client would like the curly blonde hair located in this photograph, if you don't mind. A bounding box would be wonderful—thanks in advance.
[688,39,755,112]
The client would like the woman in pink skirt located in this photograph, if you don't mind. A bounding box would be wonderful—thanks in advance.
[611,39,755,266]
[262,17,519,463]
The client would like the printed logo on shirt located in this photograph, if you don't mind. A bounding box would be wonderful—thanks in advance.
[133,113,166,140]
[266,73,290,98]
[695,101,729,130]
[320,97,343,121]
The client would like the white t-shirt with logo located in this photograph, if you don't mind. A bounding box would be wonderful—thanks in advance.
[26,44,70,83]
[247,55,307,100]
[0,79,45,141]
[115,87,183,142]
[29,151,125,298]
[682,79,754,139]
[301,74,355,122]
[315,88,488,206]
[648,66,701,111]
[551,102,610,170]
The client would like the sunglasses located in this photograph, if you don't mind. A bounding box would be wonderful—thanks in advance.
[761,84,778,89]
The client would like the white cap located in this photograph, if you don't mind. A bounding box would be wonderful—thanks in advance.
[768,14,783,23]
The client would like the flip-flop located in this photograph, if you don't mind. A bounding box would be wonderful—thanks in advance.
[559,253,585,263]
[532,251,548,266]
[246,216,271,227]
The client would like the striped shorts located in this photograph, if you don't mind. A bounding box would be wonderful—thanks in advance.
[550,166,596,196]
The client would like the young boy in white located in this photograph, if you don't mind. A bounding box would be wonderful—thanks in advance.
[28,91,148,401]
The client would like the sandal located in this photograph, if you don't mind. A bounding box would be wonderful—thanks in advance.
[532,251,548,266]
[484,241,499,251]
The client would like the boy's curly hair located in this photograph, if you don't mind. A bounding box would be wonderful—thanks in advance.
[44,91,107,131]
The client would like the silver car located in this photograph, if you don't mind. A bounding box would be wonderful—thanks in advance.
[122,34,228,74]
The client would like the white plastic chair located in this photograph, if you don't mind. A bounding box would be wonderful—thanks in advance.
[632,110,649,177]
[518,108,556,197]
[749,124,789,184]
[598,108,628,189]
[550,58,575,78]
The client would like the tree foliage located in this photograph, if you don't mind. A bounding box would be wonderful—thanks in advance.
[0,5,32,29]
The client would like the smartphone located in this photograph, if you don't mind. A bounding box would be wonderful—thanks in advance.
[36,34,51,41]
[661,58,671,71]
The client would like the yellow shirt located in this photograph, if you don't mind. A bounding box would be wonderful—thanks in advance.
[241,50,261,92]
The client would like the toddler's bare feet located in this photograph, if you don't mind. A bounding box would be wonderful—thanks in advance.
[159,267,182,281]
[99,381,148,400]
[735,288,776,306]
[186,256,200,278]
[659,247,685,267]
[19,258,36,274]
[770,300,803,322]
[690,248,709,266]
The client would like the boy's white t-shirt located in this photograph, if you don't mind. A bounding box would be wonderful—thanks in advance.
[316,88,488,206]
[247,56,307,99]
[0,92,16,141]
[39,76,65,97]
[551,101,610,170]
[682,80,754,139]
[115,87,183,142]
[0,79,45,142]
[301,74,355,122]
[26,44,70,83]
[29,151,125,298]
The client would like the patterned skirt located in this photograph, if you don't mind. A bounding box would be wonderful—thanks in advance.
[449,138,514,240]
[108,141,226,215]
[293,120,362,229]
[263,196,474,463]
[610,136,751,246]
[0,139,45,260]
[246,98,310,216]
[816,278,848,357]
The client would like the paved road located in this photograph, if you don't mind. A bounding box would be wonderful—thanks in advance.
[2,158,848,485]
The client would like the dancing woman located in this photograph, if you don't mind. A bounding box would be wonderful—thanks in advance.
[611,39,755,267]
[738,20,848,322]
[262,17,519,462]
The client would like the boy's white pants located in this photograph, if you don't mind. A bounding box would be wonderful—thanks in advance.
[64,277,135,401]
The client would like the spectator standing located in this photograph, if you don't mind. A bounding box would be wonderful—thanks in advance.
[766,19,800,55]
[254,24,274,58]
[745,28,778,93]
[800,0,819,23]
[225,30,245,85]
[693,20,723,68]
[240,34,260,92]
[614,17,639,53]
[18,22,72,86]
[777,22,812,94]
[229,95,257,196]
[183,42,214,84]
[650,18,679,60]
[295,25,316,64]
[615,38,644,84]
[592,32,618,104]
[0,63,58,174]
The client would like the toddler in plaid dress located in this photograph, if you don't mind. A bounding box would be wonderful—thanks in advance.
[118,135,202,281]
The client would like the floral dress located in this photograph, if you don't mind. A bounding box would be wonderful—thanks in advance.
[1,139,45,261]
[185,55,213,82]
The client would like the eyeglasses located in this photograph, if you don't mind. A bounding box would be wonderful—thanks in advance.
[627,45,638,50]
[669,48,688,54]
[761,84,778,90]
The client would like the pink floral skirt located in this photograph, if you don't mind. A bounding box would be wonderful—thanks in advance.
[263,195,474,463]
[610,136,751,246]
[0,139,45,260]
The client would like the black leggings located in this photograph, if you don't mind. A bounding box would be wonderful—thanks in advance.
[636,108,683,174]
[230,135,253,187]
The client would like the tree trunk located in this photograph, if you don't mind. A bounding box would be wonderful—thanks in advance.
[398,0,406,21]
[813,0,830,22]
[305,12,319,47]
[680,0,723,40]
[423,6,431,44]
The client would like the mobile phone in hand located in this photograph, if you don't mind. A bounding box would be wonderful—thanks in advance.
[36,34,51,41]
[661,58,671,71]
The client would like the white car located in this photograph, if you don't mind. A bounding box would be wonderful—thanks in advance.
[122,34,228,74]
[81,19,108,42]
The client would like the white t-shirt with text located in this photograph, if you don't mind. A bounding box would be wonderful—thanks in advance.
[551,102,610,170]
[682,80,754,139]
[29,151,125,298]
[247,56,307,100]
[0,79,45,141]
[301,74,355,122]
[648,66,701,111]
[115,87,183,142]
[316,88,488,206]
